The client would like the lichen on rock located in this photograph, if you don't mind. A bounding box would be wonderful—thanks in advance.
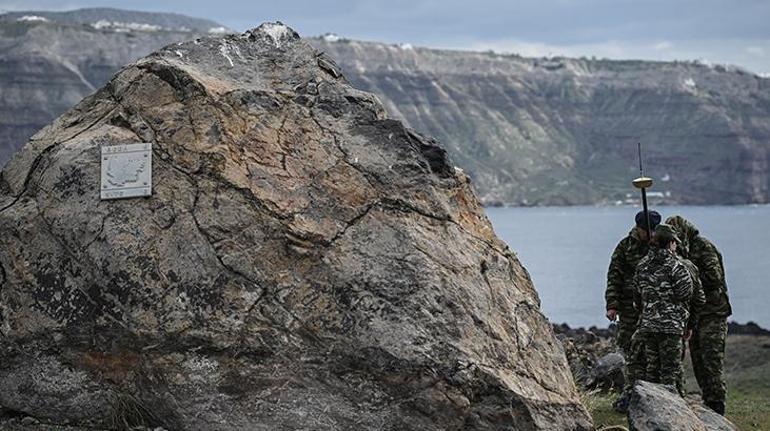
[0,22,592,430]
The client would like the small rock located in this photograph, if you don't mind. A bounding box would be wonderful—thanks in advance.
[628,381,738,431]
[21,416,39,425]
[590,352,625,390]
[689,403,738,431]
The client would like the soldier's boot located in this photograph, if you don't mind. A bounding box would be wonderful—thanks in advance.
[705,400,725,416]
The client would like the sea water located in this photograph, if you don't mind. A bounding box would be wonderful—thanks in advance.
[486,205,770,328]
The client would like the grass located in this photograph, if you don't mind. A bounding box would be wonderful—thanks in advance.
[583,389,626,429]
[586,335,770,430]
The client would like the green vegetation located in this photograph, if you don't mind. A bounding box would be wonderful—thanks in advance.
[586,335,770,430]
[582,389,626,429]
[695,335,770,430]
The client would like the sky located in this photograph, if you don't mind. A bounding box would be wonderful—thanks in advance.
[2,0,769,74]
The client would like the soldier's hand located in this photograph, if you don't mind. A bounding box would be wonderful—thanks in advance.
[606,309,617,322]
[684,329,693,341]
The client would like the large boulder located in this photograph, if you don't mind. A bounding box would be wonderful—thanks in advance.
[628,381,737,431]
[0,23,592,430]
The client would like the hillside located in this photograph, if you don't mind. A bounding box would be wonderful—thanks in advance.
[1,10,769,205]
[0,9,229,167]
[310,38,770,206]
[0,7,228,32]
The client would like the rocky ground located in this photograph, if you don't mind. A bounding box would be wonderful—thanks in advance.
[555,322,770,430]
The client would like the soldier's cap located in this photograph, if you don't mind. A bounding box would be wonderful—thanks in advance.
[635,210,661,229]
[654,223,682,243]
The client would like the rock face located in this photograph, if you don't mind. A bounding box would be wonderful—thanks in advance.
[0,23,592,430]
[628,381,737,431]
[0,9,229,167]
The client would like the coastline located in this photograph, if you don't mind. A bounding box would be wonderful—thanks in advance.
[553,320,770,339]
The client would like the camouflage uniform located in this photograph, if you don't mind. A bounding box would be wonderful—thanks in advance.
[680,258,707,329]
[623,256,705,396]
[606,227,650,353]
[621,329,646,396]
[633,247,693,389]
[667,216,732,411]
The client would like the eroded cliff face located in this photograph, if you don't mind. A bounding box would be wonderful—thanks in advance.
[0,23,592,430]
[0,10,227,167]
[310,38,770,206]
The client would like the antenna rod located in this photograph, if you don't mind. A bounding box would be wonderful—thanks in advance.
[636,142,652,242]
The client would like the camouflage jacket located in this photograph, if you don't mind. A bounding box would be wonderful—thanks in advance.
[679,257,706,329]
[633,248,694,335]
[666,216,732,318]
[606,228,649,315]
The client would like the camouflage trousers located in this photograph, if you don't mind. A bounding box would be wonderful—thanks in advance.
[642,332,684,390]
[690,317,727,404]
[616,313,639,394]
[622,330,645,394]
[615,313,638,355]
[622,331,687,395]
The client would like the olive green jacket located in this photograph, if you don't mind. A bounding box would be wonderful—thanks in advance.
[680,257,707,329]
[666,215,732,318]
[606,227,649,315]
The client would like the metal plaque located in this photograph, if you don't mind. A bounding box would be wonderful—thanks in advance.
[100,143,152,200]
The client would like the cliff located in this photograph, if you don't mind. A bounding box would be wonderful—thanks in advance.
[310,38,770,205]
[0,9,229,167]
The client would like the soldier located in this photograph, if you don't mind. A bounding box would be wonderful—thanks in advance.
[633,223,694,391]
[605,210,662,352]
[666,215,732,415]
[606,210,660,412]
[619,252,705,404]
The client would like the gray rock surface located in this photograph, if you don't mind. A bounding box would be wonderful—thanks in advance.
[587,352,625,391]
[689,403,739,431]
[628,381,738,431]
[0,23,592,430]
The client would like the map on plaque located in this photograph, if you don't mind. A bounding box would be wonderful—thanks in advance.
[100,143,152,200]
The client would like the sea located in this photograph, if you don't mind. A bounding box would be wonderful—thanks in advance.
[485,205,770,329]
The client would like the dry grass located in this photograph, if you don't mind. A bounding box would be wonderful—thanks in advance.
[109,392,158,431]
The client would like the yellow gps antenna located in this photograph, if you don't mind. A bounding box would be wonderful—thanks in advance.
[632,142,653,241]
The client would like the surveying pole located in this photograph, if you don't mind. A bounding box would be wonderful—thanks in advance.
[632,143,653,241]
